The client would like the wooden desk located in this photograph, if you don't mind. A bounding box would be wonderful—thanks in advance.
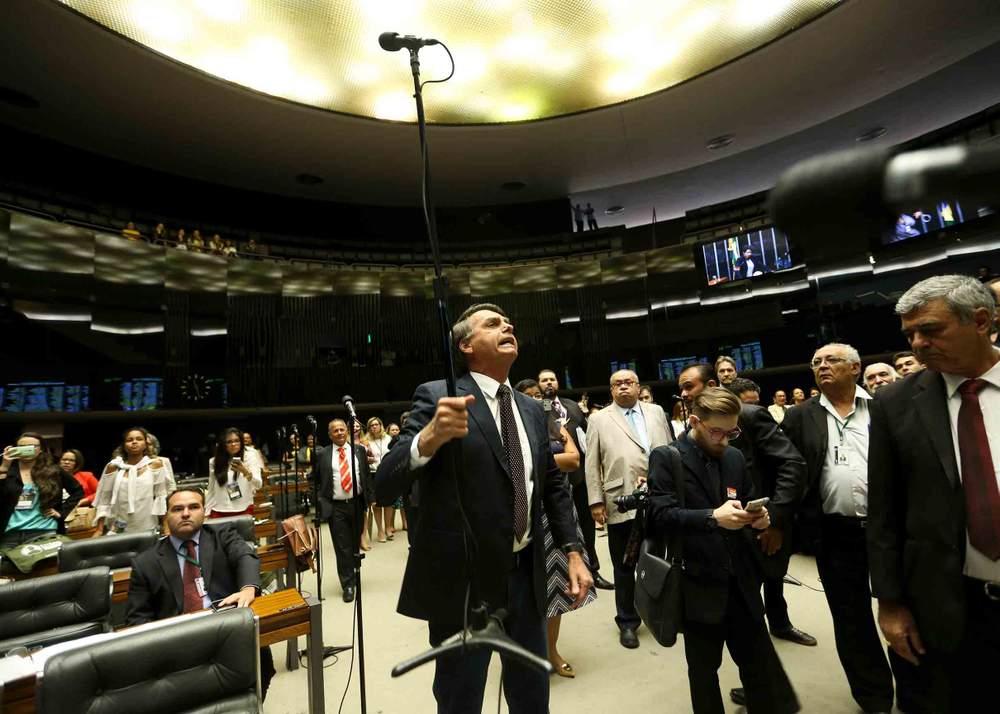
[254,519,278,541]
[112,569,131,604]
[264,480,312,497]
[0,590,325,714]
[66,525,100,540]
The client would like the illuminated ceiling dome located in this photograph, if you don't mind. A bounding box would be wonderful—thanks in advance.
[59,0,839,123]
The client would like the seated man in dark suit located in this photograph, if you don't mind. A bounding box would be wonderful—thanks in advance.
[126,488,275,697]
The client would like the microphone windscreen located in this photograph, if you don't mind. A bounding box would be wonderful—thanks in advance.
[341,395,354,405]
[378,32,400,51]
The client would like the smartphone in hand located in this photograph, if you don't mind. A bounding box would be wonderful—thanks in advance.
[745,497,770,512]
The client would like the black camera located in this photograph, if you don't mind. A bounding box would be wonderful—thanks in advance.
[613,483,649,513]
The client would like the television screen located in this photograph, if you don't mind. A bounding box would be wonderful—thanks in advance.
[717,341,764,372]
[885,199,966,244]
[699,227,794,285]
[658,356,708,382]
[2,382,90,413]
[120,378,162,411]
[611,359,637,374]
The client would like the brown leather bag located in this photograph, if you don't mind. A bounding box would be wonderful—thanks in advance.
[280,514,318,573]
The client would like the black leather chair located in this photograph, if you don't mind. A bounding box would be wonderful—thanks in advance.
[204,515,256,544]
[37,608,261,714]
[0,566,112,655]
[58,531,158,573]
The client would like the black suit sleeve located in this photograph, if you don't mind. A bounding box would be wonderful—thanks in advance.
[866,394,905,602]
[743,406,806,530]
[219,523,261,593]
[647,446,714,536]
[125,556,156,625]
[541,449,577,547]
[374,382,438,506]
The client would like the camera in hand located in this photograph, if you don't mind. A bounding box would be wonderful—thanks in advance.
[614,483,649,513]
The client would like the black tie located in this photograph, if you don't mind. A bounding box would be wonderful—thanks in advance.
[497,385,529,541]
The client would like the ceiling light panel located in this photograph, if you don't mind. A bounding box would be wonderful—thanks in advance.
[59,0,838,123]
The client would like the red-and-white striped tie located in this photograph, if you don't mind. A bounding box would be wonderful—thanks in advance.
[339,446,352,494]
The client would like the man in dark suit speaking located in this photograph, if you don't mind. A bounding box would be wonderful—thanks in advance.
[375,303,592,714]
[125,488,275,696]
[868,275,1000,713]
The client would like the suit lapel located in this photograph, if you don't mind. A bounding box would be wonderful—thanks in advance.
[678,438,720,504]
[157,538,184,611]
[913,370,959,486]
[460,374,508,474]
[514,391,545,490]
[609,405,644,450]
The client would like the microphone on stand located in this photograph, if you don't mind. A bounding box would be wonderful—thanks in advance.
[378,31,439,52]
[306,415,318,435]
[342,394,358,419]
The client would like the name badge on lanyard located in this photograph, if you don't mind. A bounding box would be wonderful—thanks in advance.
[16,490,34,510]
[226,479,243,501]
[834,445,850,466]
[195,576,207,597]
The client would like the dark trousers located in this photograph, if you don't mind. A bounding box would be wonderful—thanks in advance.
[572,479,600,573]
[607,520,639,630]
[328,498,363,590]
[574,218,583,232]
[763,574,791,631]
[895,577,1000,713]
[683,578,799,714]
[428,551,548,714]
[816,515,893,712]
[260,646,276,700]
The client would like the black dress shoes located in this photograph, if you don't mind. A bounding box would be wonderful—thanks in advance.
[730,688,746,706]
[593,573,615,590]
[619,627,639,649]
[342,587,355,603]
[770,625,817,646]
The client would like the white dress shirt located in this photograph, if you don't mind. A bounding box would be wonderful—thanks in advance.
[411,372,535,551]
[330,443,363,500]
[205,456,262,515]
[941,350,1000,581]
[819,386,872,517]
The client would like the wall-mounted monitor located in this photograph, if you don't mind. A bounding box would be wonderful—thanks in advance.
[658,356,708,382]
[2,382,90,413]
[884,200,966,245]
[717,341,764,372]
[113,378,163,411]
[610,359,637,375]
[697,227,795,286]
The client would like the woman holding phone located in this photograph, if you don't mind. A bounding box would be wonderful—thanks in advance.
[206,427,263,517]
[0,433,83,548]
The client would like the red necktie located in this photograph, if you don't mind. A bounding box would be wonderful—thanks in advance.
[182,540,203,613]
[339,447,352,494]
[958,379,1000,560]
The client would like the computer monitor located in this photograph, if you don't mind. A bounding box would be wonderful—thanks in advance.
[697,227,795,285]
[658,356,708,382]
[717,341,764,372]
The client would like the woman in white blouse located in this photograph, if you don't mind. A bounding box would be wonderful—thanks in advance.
[366,417,398,539]
[206,427,263,517]
[93,427,176,534]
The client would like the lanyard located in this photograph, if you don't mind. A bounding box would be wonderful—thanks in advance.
[833,409,855,444]
[177,543,201,569]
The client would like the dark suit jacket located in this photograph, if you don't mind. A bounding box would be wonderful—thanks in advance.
[314,443,370,520]
[374,373,578,624]
[733,404,807,577]
[647,436,764,625]
[779,396,832,548]
[556,396,587,486]
[867,370,969,653]
[125,523,261,625]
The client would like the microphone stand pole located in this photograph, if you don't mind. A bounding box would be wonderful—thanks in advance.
[308,423,323,603]
[291,426,303,592]
[340,399,368,712]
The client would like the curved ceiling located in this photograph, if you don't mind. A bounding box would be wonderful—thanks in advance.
[2,0,1000,218]
[56,0,839,123]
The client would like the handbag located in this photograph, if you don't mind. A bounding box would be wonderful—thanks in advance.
[280,514,318,573]
[634,445,685,647]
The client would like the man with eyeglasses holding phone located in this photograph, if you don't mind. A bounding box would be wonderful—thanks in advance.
[781,343,895,714]
[585,369,672,648]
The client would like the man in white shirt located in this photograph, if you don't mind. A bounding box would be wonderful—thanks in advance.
[869,275,1000,713]
[768,390,789,423]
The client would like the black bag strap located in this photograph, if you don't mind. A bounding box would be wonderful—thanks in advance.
[666,444,685,566]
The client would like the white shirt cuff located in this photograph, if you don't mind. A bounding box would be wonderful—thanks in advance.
[409,433,432,469]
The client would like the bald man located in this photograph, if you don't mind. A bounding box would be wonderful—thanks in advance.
[863,363,900,394]
[585,369,672,648]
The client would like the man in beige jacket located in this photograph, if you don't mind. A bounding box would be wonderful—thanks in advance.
[586,369,672,648]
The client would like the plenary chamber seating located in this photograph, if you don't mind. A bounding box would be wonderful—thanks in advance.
[0,566,112,655]
[204,515,255,544]
[58,530,158,573]
[36,607,261,714]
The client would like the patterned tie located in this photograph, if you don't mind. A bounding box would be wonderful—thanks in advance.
[497,385,529,540]
[339,447,352,494]
[182,540,203,613]
[958,379,1000,560]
